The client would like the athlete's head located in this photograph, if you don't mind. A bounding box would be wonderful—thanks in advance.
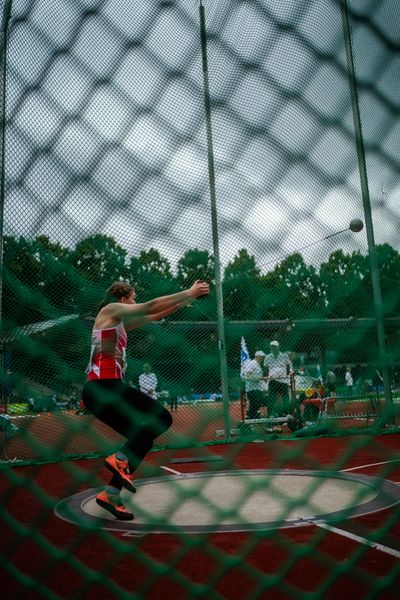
[98,281,135,311]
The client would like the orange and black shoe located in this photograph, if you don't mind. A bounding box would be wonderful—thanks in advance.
[96,489,134,521]
[105,452,136,493]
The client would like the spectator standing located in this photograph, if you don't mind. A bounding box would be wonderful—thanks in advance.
[243,351,266,419]
[264,341,292,416]
[168,391,178,412]
[325,369,336,395]
[345,367,353,395]
[138,364,158,400]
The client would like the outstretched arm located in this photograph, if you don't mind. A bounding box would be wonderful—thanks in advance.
[101,280,209,329]
[124,299,191,331]
[142,281,208,316]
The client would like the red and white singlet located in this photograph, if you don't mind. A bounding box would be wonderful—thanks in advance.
[86,322,127,381]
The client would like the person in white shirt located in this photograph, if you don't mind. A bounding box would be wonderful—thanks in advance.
[243,350,266,419]
[345,367,353,395]
[264,341,292,416]
[325,369,336,395]
[138,363,158,400]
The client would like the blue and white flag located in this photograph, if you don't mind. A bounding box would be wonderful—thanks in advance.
[240,336,251,378]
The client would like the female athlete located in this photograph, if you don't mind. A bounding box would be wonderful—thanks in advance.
[82,279,209,519]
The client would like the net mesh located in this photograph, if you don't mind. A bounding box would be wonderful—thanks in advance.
[1,0,400,596]
[2,0,399,460]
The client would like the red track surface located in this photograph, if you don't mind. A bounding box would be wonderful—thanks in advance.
[3,398,386,461]
[1,434,400,599]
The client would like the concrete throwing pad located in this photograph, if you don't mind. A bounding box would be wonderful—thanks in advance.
[55,470,400,534]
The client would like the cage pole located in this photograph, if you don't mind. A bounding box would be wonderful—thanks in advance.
[199,1,231,438]
[340,0,393,425]
[0,1,13,414]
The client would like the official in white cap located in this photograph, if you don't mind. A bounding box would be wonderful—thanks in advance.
[264,341,293,416]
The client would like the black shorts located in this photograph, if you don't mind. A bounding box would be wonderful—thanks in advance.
[82,379,172,439]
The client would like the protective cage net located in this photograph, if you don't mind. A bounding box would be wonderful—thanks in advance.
[1,0,399,461]
[0,0,400,596]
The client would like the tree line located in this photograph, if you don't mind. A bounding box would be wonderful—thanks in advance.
[3,233,400,329]
[3,233,400,397]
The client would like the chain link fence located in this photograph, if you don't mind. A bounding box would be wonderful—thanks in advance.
[1,0,400,597]
[1,0,400,461]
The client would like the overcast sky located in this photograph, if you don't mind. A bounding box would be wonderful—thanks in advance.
[4,0,400,272]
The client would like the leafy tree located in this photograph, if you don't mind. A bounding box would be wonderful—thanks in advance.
[3,236,42,326]
[128,248,177,302]
[223,249,264,320]
[176,249,214,288]
[374,244,400,316]
[260,253,325,320]
[176,249,216,321]
[3,232,400,406]
[319,250,369,318]
[30,236,77,312]
[4,232,399,330]
[2,236,74,326]
[70,234,128,284]
[70,234,128,313]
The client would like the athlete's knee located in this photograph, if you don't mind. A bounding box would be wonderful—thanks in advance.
[148,406,173,436]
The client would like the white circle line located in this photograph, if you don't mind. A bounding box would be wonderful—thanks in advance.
[302,519,400,559]
[341,459,400,473]
[160,465,183,476]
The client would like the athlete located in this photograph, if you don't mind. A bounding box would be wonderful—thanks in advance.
[82,279,209,520]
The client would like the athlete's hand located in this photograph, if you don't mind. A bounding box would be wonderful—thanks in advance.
[188,280,209,298]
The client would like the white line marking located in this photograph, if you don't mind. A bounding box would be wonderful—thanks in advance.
[303,519,400,559]
[341,459,400,472]
[160,465,183,476]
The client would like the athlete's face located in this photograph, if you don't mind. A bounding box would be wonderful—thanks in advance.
[122,290,135,304]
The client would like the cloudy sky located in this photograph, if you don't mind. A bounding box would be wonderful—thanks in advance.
[4,0,400,272]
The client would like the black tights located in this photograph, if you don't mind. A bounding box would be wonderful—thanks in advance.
[82,379,173,489]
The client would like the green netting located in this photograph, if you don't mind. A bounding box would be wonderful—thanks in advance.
[1,1,400,597]
[2,0,399,462]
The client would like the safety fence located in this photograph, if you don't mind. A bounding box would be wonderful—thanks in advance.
[1,0,400,461]
[1,1,400,598]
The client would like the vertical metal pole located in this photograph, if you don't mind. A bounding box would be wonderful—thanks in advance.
[340,0,393,425]
[0,2,13,415]
[199,1,230,438]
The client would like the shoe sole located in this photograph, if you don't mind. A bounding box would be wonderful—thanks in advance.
[96,497,134,521]
[105,459,137,493]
